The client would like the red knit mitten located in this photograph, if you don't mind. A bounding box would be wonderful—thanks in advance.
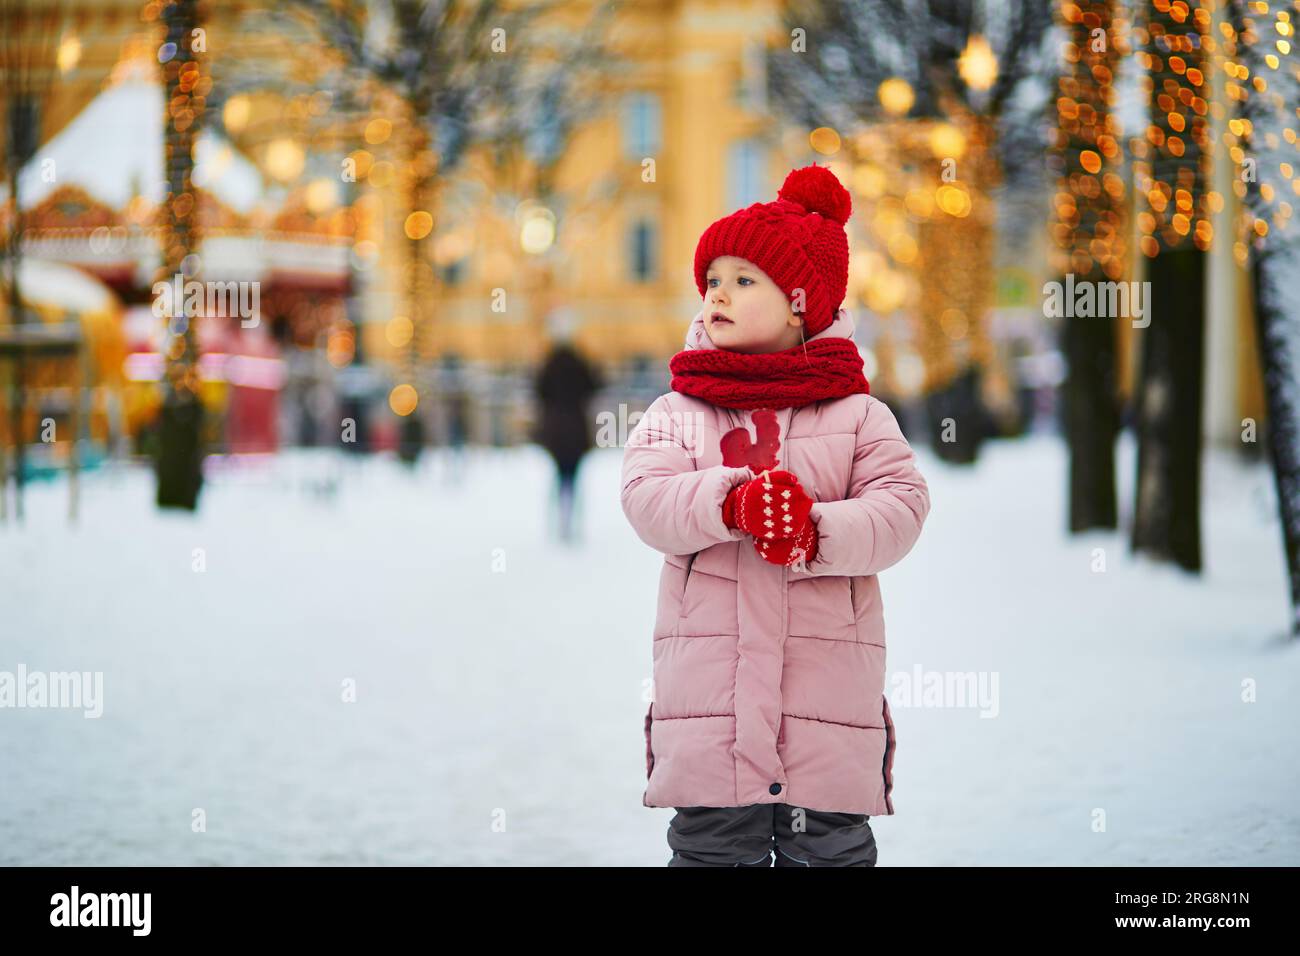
[754,518,819,568]
[722,485,743,530]
[721,470,814,541]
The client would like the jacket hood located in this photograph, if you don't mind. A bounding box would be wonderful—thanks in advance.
[684,306,856,351]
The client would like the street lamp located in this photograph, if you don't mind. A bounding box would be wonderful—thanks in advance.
[958,35,999,93]
[878,77,915,116]
[520,208,555,255]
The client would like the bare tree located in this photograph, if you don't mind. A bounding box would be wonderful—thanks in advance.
[1230,0,1300,633]
[154,0,207,509]
[1052,1,1125,533]
[0,0,69,519]
[1129,0,1212,571]
[767,0,1057,464]
[206,11,386,454]
[272,0,625,461]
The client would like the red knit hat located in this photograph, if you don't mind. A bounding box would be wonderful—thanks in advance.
[693,163,852,337]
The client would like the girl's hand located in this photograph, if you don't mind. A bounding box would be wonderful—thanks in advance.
[754,517,819,568]
[722,469,814,541]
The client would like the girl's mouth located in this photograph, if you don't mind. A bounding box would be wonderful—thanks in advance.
[711,313,733,325]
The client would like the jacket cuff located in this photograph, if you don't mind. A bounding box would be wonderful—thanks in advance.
[709,466,753,544]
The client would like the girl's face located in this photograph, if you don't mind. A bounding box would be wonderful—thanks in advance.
[704,256,805,354]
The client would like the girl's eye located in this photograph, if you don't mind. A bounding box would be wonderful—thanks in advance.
[738,277,753,286]
[707,278,718,287]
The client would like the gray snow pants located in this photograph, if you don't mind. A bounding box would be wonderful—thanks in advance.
[666,803,878,867]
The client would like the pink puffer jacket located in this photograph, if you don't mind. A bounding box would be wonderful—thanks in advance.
[621,307,930,815]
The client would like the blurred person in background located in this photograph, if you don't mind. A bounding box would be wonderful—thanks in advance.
[534,308,603,544]
[439,353,471,485]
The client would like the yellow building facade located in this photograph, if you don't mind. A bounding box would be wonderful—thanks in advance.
[3,0,1269,444]
[359,0,803,374]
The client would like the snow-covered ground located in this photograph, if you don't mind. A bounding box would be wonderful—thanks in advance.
[0,432,1296,865]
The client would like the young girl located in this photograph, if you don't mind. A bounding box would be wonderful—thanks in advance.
[620,164,931,867]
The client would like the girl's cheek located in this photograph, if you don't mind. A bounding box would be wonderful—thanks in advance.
[741,303,767,327]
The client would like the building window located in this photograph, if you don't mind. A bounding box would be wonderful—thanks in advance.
[728,139,768,211]
[628,219,658,282]
[736,37,768,113]
[622,92,662,160]
[439,257,466,286]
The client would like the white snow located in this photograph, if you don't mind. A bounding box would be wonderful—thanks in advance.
[0,431,1295,865]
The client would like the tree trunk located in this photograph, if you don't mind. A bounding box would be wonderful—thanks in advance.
[1250,246,1300,633]
[1054,0,1123,532]
[914,112,998,466]
[397,123,436,464]
[1130,0,1210,569]
[339,179,369,454]
[923,365,987,465]
[1062,280,1120,531]
[5,88,40,520]
[155,0,204,509]
[1229,0,1300,633]
[1131,247,1205,570]
[156,391,204,509]
[6,160,25,522]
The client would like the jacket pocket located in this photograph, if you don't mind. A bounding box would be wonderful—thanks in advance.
[850,575,886,646]
[656,555,693,639]
[644,702,655,779]
[672,553,696,637]
[677,554,742,637]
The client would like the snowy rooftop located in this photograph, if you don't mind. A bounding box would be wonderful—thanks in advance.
[7,70,264,215]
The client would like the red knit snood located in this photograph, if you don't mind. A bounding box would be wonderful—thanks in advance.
[668,337,870,410]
